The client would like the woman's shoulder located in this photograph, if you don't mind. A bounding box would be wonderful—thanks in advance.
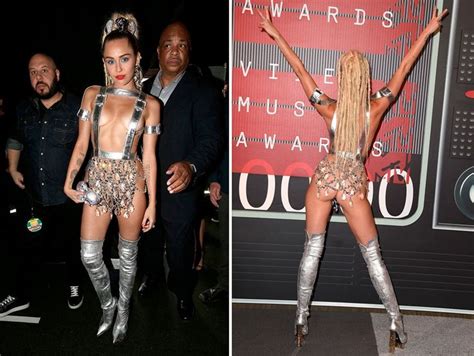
[81,85,103,101]
[145,93,160,110]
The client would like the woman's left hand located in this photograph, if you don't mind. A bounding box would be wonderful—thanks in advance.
[141,205,156,232]
[257,6,280,40]
[423,7,448,36]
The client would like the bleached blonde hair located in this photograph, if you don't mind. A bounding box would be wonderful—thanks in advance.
[334,50,371,159]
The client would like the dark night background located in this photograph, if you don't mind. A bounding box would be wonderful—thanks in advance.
[0,1,229,105]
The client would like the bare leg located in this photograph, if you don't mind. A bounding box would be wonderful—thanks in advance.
[338,193,407,351]
[295,180,333,347]
[112,190,146,344]
[80,204,116,336]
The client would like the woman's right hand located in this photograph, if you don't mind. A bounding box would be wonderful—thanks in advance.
[257,6,280,40]
[423,7,449,37]
[64,186,84,204]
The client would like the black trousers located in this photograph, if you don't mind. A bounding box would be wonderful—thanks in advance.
[140,217,198,301]
[8,194,82,300]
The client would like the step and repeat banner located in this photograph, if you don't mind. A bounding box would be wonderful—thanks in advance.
[233,0,434,222]
[232,0,474,310]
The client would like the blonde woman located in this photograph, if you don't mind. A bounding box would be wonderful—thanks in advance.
[64,12,160,343]
[258,5,447,351]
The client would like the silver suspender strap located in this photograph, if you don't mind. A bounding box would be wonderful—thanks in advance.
[309,88,336,106]
[92,87,107,156]
[122,91,147,159]
[371,86,395,102]
[77,108,91,121]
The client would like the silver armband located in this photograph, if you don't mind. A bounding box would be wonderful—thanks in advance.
[144,124,161,135]
[309,88,335,106]
[371,86,395,102]
[77,108,91,121]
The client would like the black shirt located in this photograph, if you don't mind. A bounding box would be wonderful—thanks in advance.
[10,91,80,206]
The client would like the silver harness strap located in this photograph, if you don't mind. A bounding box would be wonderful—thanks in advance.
[92,87,147,160]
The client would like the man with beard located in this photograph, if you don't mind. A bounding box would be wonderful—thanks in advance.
[1,53,83,317]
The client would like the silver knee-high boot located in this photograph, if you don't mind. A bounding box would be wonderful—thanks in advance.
[295,231,325,347]
[359,238,407,352]
[80,239,117,337]
[112,235,139,344]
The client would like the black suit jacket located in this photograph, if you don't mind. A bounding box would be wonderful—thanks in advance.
[143,69,223,222]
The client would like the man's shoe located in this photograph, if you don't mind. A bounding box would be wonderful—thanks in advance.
[199,286,227,304]
[138,274,158,297]
[177,298,194,321]
[68,285,84,310]
[0,295,30,317]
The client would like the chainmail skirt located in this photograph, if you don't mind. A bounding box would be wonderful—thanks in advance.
[86,156,146,218]
[313,154,368,206]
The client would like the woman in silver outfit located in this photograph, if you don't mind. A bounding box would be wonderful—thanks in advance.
[64,12,160,343]
[258,5,447,351]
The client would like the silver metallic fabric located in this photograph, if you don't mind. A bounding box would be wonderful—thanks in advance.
[309,87,335,106]
[113,235,139,344]
[97,149,136,160]
[144,124,161,135]
[371,86,395,102]
[359,238,407,344]
[77,108,91,121]
[80,239,116,337]
[76,180,100,205]
[86,156,145,218]
[314,155,368,206]
[295,231,326,335]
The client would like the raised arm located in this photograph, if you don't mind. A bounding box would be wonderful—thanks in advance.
[140,95,160,232]
[373,7,448,114]
[257,6,335,121]
[63,86,95,203]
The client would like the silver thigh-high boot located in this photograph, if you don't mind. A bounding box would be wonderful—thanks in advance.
[112,235,139,344]
[295,231,325,347]
[80,239,117,337]
[359,238,407,352]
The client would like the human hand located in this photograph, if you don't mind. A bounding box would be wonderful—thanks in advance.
[423,7,448,36]
[64,186,85,204]
[141,205,156,232]
[10,170,25,189]
[209,182,222,208]
[166,161,193,194]
[257,6,280,39]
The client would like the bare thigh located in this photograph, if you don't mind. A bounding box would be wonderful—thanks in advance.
[116,190,146,241]
[305,177,334,234]
[81,204,112,240]
[336,192,377,245]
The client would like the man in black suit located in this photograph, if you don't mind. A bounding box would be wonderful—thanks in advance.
[141,21,222,320]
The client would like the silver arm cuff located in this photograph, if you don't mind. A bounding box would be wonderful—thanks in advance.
[144,124,161,135]
[77,108,91,121]
[371,86,395,102]
[309,88,335,106]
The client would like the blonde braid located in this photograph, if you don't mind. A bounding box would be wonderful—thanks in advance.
[334,51,371,162]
